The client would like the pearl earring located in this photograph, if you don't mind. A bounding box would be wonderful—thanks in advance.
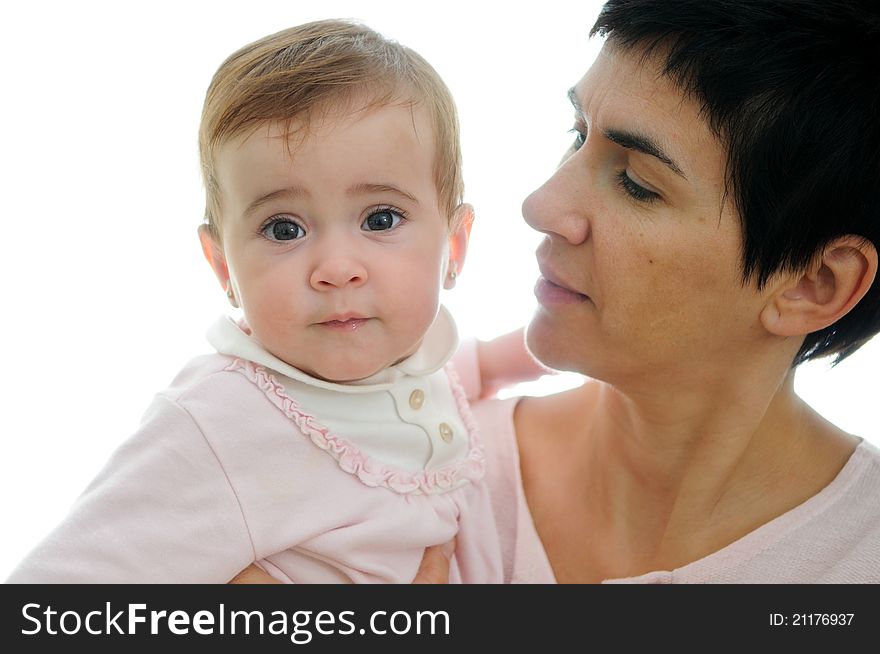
[225,280,239,308]
[447,262,458,286]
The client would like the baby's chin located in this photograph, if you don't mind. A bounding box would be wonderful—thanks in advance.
[293,356,395,384]
[284,340,424,384]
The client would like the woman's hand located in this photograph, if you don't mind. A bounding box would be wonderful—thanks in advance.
[411,541,454,584]
[227,541,454,584]
[228,564,281,584]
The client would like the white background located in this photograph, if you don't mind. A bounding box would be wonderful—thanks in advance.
[1,0,877,579]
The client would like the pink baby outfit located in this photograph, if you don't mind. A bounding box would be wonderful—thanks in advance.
[466,386,880,584]
[8,307,503,583]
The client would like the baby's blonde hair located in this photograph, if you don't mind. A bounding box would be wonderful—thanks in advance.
[199,20,464,240]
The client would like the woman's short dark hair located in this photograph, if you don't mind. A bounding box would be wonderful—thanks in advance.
[592,0,880,365]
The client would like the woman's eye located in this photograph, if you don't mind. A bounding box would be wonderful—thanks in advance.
[362,209,403,231]
[617,171,661,203]
[262,219,305,242]
[568,126,587,151]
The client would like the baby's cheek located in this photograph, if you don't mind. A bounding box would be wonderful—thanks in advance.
[385,264,442,333]
[395,280,441,323]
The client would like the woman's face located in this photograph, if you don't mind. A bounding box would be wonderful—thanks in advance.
[524,42,776,388]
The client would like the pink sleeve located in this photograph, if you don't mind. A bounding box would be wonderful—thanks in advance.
[469,397,558,584]
[6,395,256,583]
[450,337,483,401]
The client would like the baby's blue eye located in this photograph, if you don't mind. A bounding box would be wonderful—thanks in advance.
[362,210,402,231]
[262,219,305,241]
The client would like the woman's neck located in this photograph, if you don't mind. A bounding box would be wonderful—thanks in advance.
[519,345,860,582]
[581,358,859,575]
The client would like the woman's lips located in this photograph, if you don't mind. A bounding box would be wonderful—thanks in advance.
[534,277,590,305]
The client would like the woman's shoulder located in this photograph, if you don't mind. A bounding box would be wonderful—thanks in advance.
[468,380,600,454]
[514,380,601,446]
[838,438,880,501]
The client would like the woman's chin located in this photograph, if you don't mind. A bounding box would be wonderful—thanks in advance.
[526,312,607,378]
[525,316,571,372]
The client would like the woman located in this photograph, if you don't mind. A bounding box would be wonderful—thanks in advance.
[238,0,880,583]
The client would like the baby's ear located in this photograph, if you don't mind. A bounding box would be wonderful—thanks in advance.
[444,204,474,290]
[198,224,230,290]
[760,235,878,337]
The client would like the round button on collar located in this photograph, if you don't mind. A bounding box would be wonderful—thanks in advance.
[439,422,454,443]
[409,389,425,410]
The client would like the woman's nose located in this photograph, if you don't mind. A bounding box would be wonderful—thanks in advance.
[522,160,591,246]
[309,255,368,291]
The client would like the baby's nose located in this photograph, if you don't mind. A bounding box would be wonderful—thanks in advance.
[309,257,368,290]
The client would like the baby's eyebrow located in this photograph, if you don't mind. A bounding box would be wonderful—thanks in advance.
[347,182,420,206]
[244,186,308,218]
[243,182,420,218]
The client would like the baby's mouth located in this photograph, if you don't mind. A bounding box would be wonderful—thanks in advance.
[317,314,372,331]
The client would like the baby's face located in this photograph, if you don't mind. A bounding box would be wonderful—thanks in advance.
[209,103,455,382]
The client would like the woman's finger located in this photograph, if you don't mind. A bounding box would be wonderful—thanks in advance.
[228,563,282,584]
[412,541,454,584]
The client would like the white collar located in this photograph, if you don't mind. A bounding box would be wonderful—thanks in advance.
[206,305,459,394]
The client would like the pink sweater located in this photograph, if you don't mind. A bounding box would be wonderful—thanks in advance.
[470,394,880,583]
[7,351,503,584]
[11,331,879,583]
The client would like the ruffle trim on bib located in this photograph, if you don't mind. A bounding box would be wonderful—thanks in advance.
[226,359,486,496]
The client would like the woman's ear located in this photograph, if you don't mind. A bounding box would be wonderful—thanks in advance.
[198,224,230,289]
[760,235,878,337]
[444,204,475,290]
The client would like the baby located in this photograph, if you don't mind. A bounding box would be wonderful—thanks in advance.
[8,20,520,584]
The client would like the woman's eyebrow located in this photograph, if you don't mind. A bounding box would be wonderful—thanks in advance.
[567,86,687,180]
[603,129,686,179]
[568,87,587,122]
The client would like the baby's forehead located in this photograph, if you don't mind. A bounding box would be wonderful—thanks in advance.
[214,103,448,216]
[218,93,432,156]
[229,103,436,167]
